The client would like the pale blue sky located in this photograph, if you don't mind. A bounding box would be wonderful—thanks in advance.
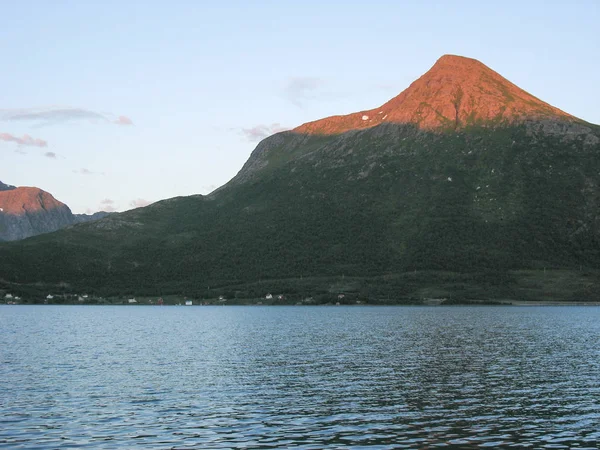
[1,0,598,213]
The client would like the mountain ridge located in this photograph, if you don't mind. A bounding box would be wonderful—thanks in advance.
[0,181,16,191]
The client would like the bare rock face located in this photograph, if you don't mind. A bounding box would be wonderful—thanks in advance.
[0,186,76,241]
[295,55,578,135]
[0,182,113,241]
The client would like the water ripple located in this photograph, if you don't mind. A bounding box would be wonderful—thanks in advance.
[1,305,599,448]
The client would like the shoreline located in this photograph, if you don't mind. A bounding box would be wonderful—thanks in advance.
[3,300,600,306]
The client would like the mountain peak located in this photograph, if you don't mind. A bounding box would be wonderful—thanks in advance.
[432,53,485,68]
[0,186,66,215]
[295,55,578,135]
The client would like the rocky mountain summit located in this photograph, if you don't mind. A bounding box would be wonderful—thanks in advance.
[0,182,109,241]
[295,55,579,135]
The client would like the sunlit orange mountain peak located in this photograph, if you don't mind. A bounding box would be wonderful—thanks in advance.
[295,54,578,135]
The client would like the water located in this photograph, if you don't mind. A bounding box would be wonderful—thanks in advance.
[1,305,599,449]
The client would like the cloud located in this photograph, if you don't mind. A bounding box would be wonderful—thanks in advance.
[73,168,104,176]
[0,107,133,127]
[44,152,57,158]
[284,77,324,107]
[129,198,152,208]
[100,198,118,212]
[0,132,47,147]
[241,123,289,142]
[2,108,104,124]
[114,116,133,126]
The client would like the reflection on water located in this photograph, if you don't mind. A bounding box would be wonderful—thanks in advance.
[1,305,599,448]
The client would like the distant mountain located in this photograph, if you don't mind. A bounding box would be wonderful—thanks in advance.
[0,182,110,241]
[73,211,112,224]
[1,55,599,302]
[0,181,16,191]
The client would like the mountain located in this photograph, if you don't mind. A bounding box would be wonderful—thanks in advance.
[294,55,578,135]
[0,183,110,241]
[1,55,600,303]
[0,181,16,191]
[73,211,113,224]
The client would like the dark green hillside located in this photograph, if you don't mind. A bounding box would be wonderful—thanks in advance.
[3,55,600,303]
[2,121,600,302]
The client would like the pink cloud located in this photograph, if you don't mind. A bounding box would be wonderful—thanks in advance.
[114,116,133,126]
[129,198,152,208]
[100,198,118,212]
[0,132,47,147]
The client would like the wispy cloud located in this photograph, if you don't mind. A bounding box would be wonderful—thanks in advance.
[284,77,324,107]
[0,132,47,147]
[73,168,104,176]
[129,198,152,209]
[44,151,57,159]
[0,107,133,127]
[241,123,289,142]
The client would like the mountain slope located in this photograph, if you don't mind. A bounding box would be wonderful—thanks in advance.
[229,55,595,188]
[1,55,600,302]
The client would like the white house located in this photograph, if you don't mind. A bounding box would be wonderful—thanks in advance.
[265,293,273,300]
[185,300,193,306]
[128,298,137,304]
[4,293,13,299]
[46,294,54,300]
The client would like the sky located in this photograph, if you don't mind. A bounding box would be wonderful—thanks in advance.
[1,0,599,213]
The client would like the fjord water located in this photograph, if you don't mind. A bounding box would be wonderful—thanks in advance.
[1,306,599,449]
